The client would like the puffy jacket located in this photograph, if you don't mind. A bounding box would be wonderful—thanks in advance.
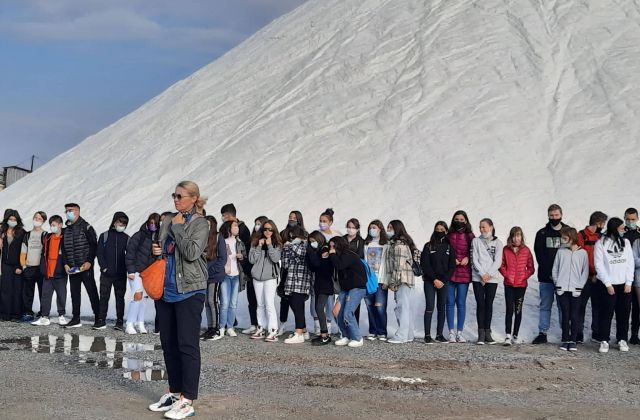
[577,227,601,277]
[552,246,589,295]
[329,251,366,291]
[207,234,227,283]
[249,243,282,281]
[385,239,415,290]
[97,212,130,276]
[533,222,567,283]
[594,237,634,287]
[499,245,535,288]
[125,222,157,274]
[471,237,504,283]
[448,231,474,283]
[420,238,456,283]
[307,245,335,295]
[63,216,97,268]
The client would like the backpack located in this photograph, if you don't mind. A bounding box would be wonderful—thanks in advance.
[360,258,379,294]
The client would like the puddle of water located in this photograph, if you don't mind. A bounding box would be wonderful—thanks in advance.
[0,334,166,381]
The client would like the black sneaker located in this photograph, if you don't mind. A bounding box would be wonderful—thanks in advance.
[21,314,34,323]
[532,332,547,344]
[629,335,640,345]
[559,342,569,351]
[205,329,220,341]
[311,335,332,346]
[65,318,82,328]
[92,320,107,330]
[200,328,215,340]
[435,335,448,343]
[424,336,435,345]
[568,342,577,352]
[485,330,496,345]
[114,320,124,331]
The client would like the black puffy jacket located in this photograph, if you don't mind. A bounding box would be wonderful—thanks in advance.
[63,217,97,268]
[420,238,456,283]
[125,222,158,274]
[96,212,129,276]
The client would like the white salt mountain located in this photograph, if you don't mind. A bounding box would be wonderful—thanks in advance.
[2,0,639,340]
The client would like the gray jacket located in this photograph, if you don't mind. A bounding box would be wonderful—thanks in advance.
[471,237,504,284]
[159,212,208,294]
[249,244,281,281]
[552,246,589,296]
[633,240,640,286]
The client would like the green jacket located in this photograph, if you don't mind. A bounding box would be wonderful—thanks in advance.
[159,212,208,293]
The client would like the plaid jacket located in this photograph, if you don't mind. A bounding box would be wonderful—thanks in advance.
[385,239,415,290]
[282,241,314,295]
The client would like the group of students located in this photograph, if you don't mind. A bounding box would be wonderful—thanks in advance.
[2,181,640,419]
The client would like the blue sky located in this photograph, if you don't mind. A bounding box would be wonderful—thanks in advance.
[0,0,306,168]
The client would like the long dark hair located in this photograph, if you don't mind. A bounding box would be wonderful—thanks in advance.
[250,215,269,243]
[365,219,388,245]
[388,220,417,252]
[308,231,327,250]
[429,221,450,245]
[603,217,626,249]
[205,216,219,261]
[289,210,305,231]
[329,236,352,255]
[450,210,473,234]
[1,209,24,236]
[219,220,235,239]
[251,219,282,248]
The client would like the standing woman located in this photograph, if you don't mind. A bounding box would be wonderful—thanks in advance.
[499,227,535,346]
[364,220,389,341]
[594,218,635,353]
[281,226,313,344]
[307,231,335,345]
[148,181,208,419]
[248,220,282,342]
[420,221,456,344]
[218,220,248,338]
[447,210,475,343]
[310,209,340,334]
[280,211,307,243]
[124,213,160,334]
[241,216,269,334]
[386,220,418,344]
[1,210,26,321]
[330,236,367,347]
[344,219,365,258]
[20,211,47,321]
[201,216,227,341]
[471,218,504,345]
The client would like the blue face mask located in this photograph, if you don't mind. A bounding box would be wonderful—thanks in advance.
[387,229,395,238]
[626,221,638,230]
[66,211,75,222]
[50,225,60,234]
[369,228,379,238]
[619,231,625,238]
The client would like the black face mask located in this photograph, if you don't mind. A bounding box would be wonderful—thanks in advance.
[288,220,297,228]
[549,218,562,227]
[595,227,603,234]
[452,221,465,231]
[434,231,446,240]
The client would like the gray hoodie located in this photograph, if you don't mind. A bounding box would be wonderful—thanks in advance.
[552,246,589,296]
[471,237,504,283]
[249,244,282,281]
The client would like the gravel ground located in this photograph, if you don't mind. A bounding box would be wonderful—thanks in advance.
[1,319,639,420]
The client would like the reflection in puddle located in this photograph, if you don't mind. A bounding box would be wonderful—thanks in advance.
[0,335,166,381]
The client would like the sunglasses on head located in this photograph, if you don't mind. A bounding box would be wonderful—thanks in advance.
[171,193,187,200]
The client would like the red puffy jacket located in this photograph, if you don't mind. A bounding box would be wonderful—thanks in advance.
[577,227,600,276]
[499,245,535,288]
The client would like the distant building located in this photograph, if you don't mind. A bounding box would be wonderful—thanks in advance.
[0,166,32,190]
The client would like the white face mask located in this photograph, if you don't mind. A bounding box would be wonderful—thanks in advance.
[50,225,60,234]
[115,225,126,233]
[33,220,43,228]
[7,220,18,228]
[346,227,358,236]
[291,238,302,245]
[254,224,261,232]
[482,231,493,240]
[310,241,319,249]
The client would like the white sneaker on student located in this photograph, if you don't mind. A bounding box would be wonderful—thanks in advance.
[137,322,148,334]
[31,317,50,326]
[211,329,225,341]
[377,335,387,341]
[148,393,180,412]
[448,330,457,343]
[265,329,278,342]
[226,328,237,337]
[303,331,311,341]
[284,333,305,344]
[599,341,609,353]
[251,327,265,339]
[334,337,349,346]
[618,340,629,352]
[456,331,467,343]
[125,323,137,335]
[164,397,195,419]
[366,335,377,341]
[348,339,364,348]
[58,316,68,326]
[242,325,257,335]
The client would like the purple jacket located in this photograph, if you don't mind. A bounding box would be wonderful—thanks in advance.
[448,231,475,283]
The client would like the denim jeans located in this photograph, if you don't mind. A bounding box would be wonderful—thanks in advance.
[446,282,469,331]
[392,284,415,342]
[219,275,240,329]
[538,282,562,333]
[364,286,388,336]
[337,288,367,340]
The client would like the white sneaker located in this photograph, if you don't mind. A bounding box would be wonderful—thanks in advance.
[284,333,305,344]
[137,322,148,334]
[448,331,457,343]
[599,341,609,353]
[503,335,512,346]
[58,316,68,326]
[456,331,467,343]
[348,339,364,348]
[335,337,349,346]
[242,325,257,335]
[618,340,629,352]
[125,323,137,335]
[265,329,278,342]
[164,398,195,419]
[377,335,387,341]
[251,327,265,339]
[387,338,405,344]
[226,328,237,337]
[303,331,311,341]
[212,329,225,341]
[148,393,180,412]
[31,317,50,326]
[366,335,377,341]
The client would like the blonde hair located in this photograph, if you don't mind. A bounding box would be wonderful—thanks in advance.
[177,180,208,212]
